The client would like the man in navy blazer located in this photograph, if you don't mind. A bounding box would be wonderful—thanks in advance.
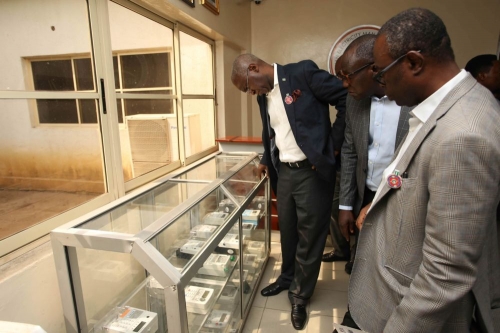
[231,54,346,330]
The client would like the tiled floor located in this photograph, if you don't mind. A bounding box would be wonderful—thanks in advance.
[243,241,348,332]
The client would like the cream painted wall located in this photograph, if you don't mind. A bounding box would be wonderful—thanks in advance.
[0,241,65,332]
[222,44,246,137]
[249,0,500,136]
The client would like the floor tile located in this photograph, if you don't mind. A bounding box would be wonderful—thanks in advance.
[270,242,282,261]
[263,289,290,311]
[309,289,348,318]
[252,257,279,308]
[320,260,350,272]
[305,314,343,333]
[315,267,350,292]
[243,306,264,333]
[258,308,307,333]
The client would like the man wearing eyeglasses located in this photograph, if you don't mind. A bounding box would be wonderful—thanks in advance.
[347,8,500,333]
[334,35,412,276]
[231,54,346,330]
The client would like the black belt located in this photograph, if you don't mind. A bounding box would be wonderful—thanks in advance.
[282,159,312,169]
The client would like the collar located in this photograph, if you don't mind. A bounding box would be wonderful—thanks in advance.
[371,95,389,102]
[410,69,468,123]
[273,63,279,87]
[267,63,279,96]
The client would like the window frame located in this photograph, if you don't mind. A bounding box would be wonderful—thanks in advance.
[25,54,99,126]
[0,0,219,258]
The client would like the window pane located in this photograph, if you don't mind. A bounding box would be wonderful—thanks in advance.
[32,60,74,91]
[123,99,173,116]
[37,99,78,123]
[108,0,175,182]
[79,99,98,124]
[0,99,105,240]
[0,0,92,91]
[116,99,124,123]
[182,99,215,156]
[113,56,120,89]
[180,32,214,95]
[120,53,170,89]
[74,58,94,91]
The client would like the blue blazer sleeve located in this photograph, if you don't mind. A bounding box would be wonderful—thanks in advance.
[302,61,347,152]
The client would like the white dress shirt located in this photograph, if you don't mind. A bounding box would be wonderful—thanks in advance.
[366,96,401,191]
[339,96,400,211]
[267,64,307,163]
[370,69,468,207]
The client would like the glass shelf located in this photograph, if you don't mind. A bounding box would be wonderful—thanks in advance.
[52,152,270,333]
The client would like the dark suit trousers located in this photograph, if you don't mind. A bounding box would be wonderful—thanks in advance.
[276,162,335,305]
[329,170,350,257]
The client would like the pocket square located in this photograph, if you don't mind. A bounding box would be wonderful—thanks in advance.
[292,89,301,102]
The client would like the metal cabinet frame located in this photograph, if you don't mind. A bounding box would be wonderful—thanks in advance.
[51,151,270,333]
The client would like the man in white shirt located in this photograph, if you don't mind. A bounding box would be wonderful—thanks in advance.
[347,8,500,333]
[231,54,346,330]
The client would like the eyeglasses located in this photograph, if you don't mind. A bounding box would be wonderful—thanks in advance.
[336,62,373,83]
[244,68,251,94]
[373,50,421,85]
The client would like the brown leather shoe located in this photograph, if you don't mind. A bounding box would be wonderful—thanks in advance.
[291,304,307,330]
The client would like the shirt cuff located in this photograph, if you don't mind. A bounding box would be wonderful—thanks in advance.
[339,205,353,210]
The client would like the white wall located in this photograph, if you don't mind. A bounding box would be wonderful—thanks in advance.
[0,241,65,332]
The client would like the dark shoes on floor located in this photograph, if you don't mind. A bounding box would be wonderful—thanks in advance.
[322,251,349,262]
[260,281,289,297]
[261,283,307,330]
[291,304,308,330]
[345,261,353,275]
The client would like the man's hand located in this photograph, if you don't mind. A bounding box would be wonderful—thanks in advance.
[257,163,268,179]
[338,209,355,241]
[356,202,372,231]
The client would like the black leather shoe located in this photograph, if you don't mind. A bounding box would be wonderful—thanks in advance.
[345,261,353,275]
[260,282,288,297]
[291,304,307,330]
[322,251,349,262]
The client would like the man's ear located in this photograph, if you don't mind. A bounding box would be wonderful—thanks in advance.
[248,63,259,73]
[476,72,487,83]
[406,51,424,75]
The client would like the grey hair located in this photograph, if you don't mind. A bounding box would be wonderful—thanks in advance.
[231,53,261,82]
[344,34,376,63]
[379,8,455,62]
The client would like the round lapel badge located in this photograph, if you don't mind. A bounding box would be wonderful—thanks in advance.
[284,94,293,105]
[387,174,402,189]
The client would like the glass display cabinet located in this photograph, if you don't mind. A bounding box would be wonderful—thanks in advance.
[51,152,270,333]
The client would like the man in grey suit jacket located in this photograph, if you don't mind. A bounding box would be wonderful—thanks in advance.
[335,35,412,278]
[348,8,500,333]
